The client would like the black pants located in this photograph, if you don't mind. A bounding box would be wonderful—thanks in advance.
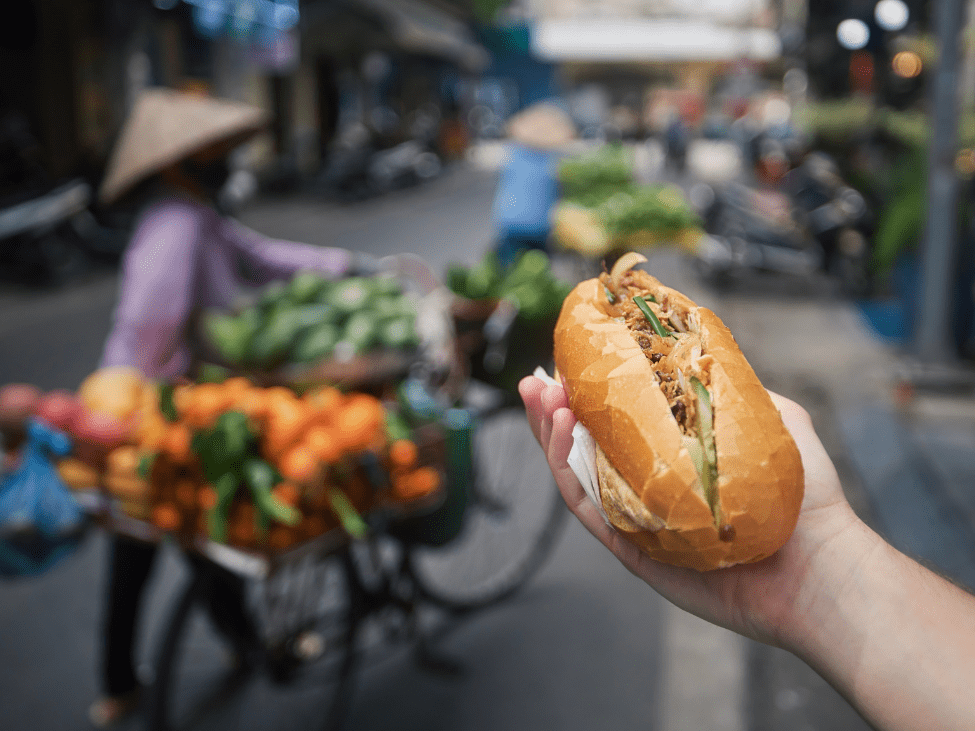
[102,534,257,696]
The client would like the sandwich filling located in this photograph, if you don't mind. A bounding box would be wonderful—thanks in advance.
[600,263,724,532]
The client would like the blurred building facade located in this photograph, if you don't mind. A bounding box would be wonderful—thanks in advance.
[1,0,489,194]
[517,0,787,136]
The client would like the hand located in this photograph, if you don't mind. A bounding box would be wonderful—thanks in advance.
[519,375,874,649]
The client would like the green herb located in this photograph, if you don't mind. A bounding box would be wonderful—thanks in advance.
[327,488,368,538]
[633,296,676,339]
[603,286,616,304]
[137,453,155,481]
[159,383,179,423]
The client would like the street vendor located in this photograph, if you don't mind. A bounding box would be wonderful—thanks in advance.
[88,88,360,727]
[490,103,575,268]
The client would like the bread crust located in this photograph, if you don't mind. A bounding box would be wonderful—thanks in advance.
[554,275,803,571]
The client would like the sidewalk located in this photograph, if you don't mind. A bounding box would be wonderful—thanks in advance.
[642,247,975,730]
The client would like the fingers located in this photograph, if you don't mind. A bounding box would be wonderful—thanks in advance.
[539,385,568,448]
[518,376,547,445]
[767,389,846,511]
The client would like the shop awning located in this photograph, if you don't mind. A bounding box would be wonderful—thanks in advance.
[532,18,781,63]
[350,0,489,71]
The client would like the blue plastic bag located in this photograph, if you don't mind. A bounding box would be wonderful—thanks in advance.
[0,419,86,577]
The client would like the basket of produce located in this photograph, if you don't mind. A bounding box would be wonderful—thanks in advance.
[445,249,573,393]
[137,378,447,555]
[197,269,424,391]
[554,144,704,259]
[39,367,448,562]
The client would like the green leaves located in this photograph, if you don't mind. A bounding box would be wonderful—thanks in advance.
[193,411,298,541]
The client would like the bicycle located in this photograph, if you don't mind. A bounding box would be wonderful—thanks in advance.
[144,285,567,731]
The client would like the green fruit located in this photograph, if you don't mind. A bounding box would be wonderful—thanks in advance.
[465,251,502,300]
[204,312,252,365]
[248,307,314,369]
[379,316,419,349]
[507,284,544,319]
[292,323,340,363]
[288,270,330,304]
[372,272,402,298]
[507,249,550,284]
[446,264,469,295]
[328,277,373,315]
[342,311,378,353]
[257,280,288,311]
[372,295,402,321]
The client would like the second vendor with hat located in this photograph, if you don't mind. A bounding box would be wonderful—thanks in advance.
[89,88,358,727]
[490,103,575,268]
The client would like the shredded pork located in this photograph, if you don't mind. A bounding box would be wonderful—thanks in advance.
[600,271,702,436]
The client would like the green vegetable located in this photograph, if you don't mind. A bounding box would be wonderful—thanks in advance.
[248,305,329,369]
[328,277,372,314]
[384,408,413,442]
[465,253,503,300]
[257,280,288,311]
[342,311,379,353]
[633,296,675,339]
[559,143,635,207]
[159,384,179,423]
[287,270,329,304]
[378,316,418,349]
[137,453,155,480]
[690,376,718,522]
[327,487,367,538]
[203,312,253,365]
[207,472,240,544]
[243,458,300,528]
[372,272,402,298]
[198,363,230,384]
[292,323,340,363]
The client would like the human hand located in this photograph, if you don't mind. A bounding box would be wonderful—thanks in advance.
[519,375,871,649]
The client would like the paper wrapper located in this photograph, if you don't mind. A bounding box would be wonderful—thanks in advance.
[532,367,608,522]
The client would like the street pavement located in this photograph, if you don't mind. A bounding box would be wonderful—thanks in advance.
[2,147,975,731]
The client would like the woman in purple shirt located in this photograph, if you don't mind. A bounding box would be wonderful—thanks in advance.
[90,89,355,726]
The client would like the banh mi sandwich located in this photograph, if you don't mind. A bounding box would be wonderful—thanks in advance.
[552,253,803,571]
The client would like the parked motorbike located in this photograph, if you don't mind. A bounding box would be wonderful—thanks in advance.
[0,180,93,285]
[0,113,127,286]
[317,123,443,202]
[691,153,872,296]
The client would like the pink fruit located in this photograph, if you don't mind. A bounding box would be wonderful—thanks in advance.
[36,390,82,432]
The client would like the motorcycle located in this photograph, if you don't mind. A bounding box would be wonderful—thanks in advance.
[316,122,443,202]
[0,113,127,286]
[691,153,873,296]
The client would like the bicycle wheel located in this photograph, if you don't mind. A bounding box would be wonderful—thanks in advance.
[408,403,567,611]
[147,550,357,731]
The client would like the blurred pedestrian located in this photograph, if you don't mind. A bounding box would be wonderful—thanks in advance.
[520,375,975,731]
[491,103,574,268]
[88,88,359,727]
[664,113,689,172]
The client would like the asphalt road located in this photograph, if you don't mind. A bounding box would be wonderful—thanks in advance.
[0,164,670,731]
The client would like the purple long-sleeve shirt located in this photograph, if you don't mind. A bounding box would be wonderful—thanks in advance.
[100,197,352,379]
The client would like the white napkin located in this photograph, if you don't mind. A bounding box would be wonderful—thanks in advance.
[532,367,608,520]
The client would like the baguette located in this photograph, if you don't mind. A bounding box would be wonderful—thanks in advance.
[553,254,803,571]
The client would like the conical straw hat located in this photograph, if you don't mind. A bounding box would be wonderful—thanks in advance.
[99,88,271,204]
[506,103,576,151]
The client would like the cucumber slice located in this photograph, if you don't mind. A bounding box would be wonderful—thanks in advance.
[690,377,719,522]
